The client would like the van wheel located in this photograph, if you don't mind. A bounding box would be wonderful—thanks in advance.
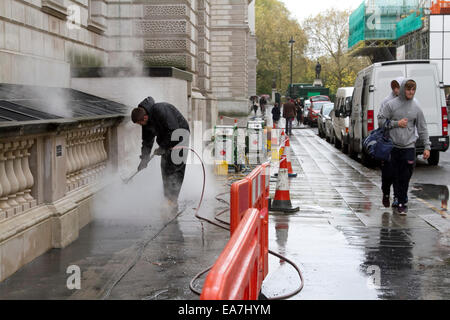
[348,139,358,159]
[427,150,440,166]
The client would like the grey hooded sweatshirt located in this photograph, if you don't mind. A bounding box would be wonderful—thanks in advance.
[379,78,431,150]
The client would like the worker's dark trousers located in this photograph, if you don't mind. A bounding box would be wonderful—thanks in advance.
[160,148,187,203]
[391,147,416,206]
[381,160,394,197]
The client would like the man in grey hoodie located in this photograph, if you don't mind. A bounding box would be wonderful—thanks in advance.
[379,79,431,215]
[378,77,404,208]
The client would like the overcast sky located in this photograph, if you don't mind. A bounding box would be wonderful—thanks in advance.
[280,0,364,23]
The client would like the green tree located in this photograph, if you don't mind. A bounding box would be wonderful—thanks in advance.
[255,0,308,95]
[303,9,370,96]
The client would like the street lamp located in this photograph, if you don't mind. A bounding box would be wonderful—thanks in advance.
[278,65,281,90]
[289,36,295,98]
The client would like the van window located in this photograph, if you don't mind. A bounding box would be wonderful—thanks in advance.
[345,97,352,114]
[362,79,370,110]
[353,76,363,111]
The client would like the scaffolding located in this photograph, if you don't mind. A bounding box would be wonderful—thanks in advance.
[397,27,430,59]
[430,0,450,14]
[348,0,421,49]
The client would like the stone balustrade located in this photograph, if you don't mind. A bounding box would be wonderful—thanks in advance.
[0,119,116,225]
[0,139,37,222]
[65,126,108,192]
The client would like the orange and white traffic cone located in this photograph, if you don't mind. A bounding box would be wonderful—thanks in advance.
[274,136,297,178]
[278,131,286,159]
[269,155,300,213]
[284,136,297,178]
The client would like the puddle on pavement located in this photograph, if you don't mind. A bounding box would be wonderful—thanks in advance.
[411,184,449,211]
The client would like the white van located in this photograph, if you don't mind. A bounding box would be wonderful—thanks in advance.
[331,87,354,153]
[348,60,449,166]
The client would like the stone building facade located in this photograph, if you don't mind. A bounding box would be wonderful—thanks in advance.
[0,0,256,281]
[0,0,256,122]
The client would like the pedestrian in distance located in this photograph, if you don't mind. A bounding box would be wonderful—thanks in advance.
[131,97,190,211]
[250,96,258,116]
[283,98,297,136]
[272,103,281,128]
[378,77,404,208]
[379,79,431,215]
[260,96,267,117]
[295,98,302,126]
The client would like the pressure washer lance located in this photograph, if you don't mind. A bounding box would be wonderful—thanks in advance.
[122,153,156,185]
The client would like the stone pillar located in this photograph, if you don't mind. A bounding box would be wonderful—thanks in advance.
[210,0,250,116]
[134,0,197,73]
[43,135,67,203]
[248,0,257,97]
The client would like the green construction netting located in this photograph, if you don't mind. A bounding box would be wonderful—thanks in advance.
[396,10,424,39]
[348,0,420,49]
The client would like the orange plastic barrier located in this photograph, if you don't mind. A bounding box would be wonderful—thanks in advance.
[225,162,271,296]
[431,0,450,14]
[230,163,270,235]
[230,179,250,235]
[201,209,263,300]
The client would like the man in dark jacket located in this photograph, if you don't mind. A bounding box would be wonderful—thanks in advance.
[271,103,281,128]
[260,96,267,117]
[283,99,297,136]
[131,97,190,208]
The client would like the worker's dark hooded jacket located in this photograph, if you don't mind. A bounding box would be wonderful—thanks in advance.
[139,97,190,161]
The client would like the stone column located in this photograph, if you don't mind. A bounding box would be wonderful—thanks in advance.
[135,0,198,73]
[210,0,251,116]
[43,135,67,203]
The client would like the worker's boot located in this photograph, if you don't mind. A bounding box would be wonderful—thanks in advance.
[166,199,179,213]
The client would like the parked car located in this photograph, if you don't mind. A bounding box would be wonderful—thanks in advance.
[348,60,449,166]
[318,103,334,139]
[307,100,329,127]
[310,95,330,103]
[307,96,330,126]
[302,99,311,124]
[331,87,354,153]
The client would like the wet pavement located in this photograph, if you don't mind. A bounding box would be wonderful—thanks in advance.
[262,125,450,300]
[0,111,449,300]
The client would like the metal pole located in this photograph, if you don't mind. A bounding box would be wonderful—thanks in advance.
[289,36,295,98]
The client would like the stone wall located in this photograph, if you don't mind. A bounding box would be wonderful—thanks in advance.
[0,0,107,87]
[0,117,125,281]
[210,0,251,115]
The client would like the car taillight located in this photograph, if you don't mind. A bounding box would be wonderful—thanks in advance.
[443,107,448,136]
[367,110,374,132]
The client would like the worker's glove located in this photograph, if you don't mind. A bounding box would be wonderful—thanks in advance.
[153,147,167,156]
[137,158,149,172]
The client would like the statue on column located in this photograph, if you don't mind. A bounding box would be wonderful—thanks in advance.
[315,60,322,79]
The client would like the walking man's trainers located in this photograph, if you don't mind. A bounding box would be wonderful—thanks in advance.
[382,194,390,208]
[392,198,399,208]
[397,204,408,216]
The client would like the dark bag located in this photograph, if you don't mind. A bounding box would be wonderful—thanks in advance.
[363,120,393,162]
